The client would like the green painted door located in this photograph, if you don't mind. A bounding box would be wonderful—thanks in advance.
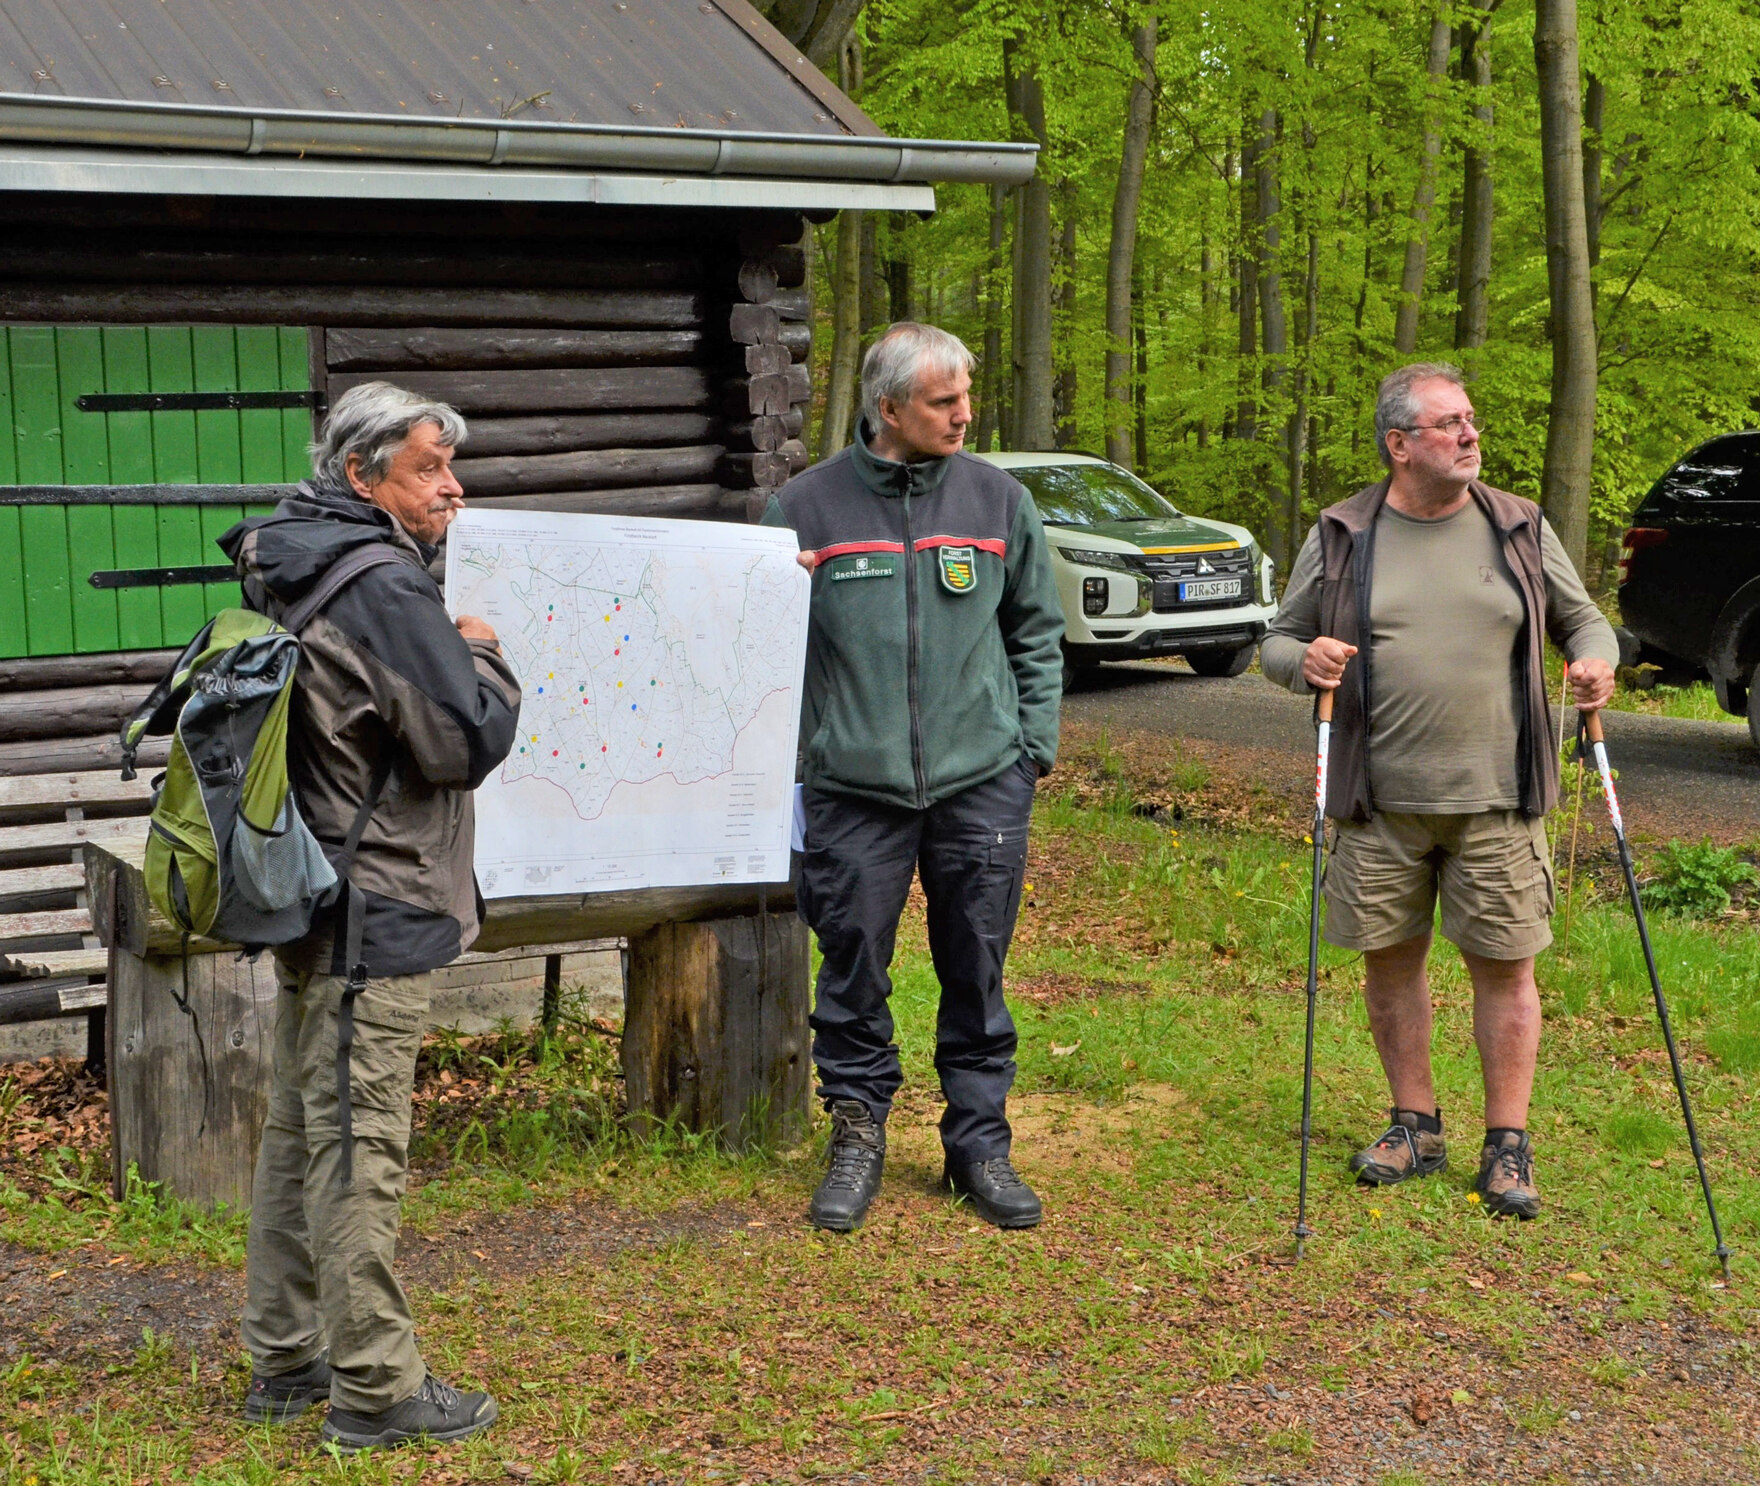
[0,325,312,660]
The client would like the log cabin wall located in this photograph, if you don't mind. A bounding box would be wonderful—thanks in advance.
[0,193,814,531]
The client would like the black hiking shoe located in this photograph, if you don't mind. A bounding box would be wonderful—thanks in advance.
[944,1154,1043,1229]
[809,1099,886,1232]
[319,1374,498,1453]
[244,1350,332,1423]
[1349,1108,1448,1187]
[1476,1129,1542,1219]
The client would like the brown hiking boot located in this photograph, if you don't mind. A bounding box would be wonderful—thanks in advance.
[1476,1129,1541,1219]
[1348,1108,1448,1186]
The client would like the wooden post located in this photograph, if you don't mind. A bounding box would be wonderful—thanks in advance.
[623,911,811,1150]
[107,943,280,1210]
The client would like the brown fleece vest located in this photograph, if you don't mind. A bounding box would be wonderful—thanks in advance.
[1316,479,1558,822]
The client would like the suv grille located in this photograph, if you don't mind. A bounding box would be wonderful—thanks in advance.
[1125,547,1254,612]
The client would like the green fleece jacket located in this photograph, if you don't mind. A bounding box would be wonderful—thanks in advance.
[762,424,1064,809]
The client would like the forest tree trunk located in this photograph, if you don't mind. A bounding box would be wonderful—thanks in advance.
[1454,4,1499,351]
[1134,259,1150,470]
[1105,19,1157,468]
[1235,129,1259,443]
[1534,0,1598,573]
[1056,179,1078,447]
[977,182,1007,451]
[1256,111,1291,568]
[1583,72,1605,278]
[1392,12,1453,354]
[820,209,862,457]
[1005,38,1055,449]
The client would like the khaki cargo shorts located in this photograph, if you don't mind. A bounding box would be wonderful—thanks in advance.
[1323,809,1555,960]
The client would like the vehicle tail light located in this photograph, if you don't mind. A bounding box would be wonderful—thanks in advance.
[1618,527,1667,585]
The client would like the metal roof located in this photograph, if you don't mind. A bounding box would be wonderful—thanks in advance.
[0,0,1036,203]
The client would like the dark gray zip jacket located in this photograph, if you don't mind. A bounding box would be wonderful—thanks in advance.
[762,423,1064,809]
[220,481,521,976]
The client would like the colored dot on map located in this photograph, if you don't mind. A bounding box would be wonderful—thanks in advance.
[547,616,552,622]
[552,750,559,757]
[579,763,585,770]
[623,635,629,642]
[649,679,656,686]
[617,681,623,688]
[603,615,610,622]
[518,747,526,754]
[537,687,544,694]
[601,745,607,753]
[614,648,620,656]
[630,703,637,711]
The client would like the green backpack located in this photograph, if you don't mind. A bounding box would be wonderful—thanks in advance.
[120,546,401,950]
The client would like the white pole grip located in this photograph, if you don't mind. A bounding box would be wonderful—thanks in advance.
[1590,738,1624,837]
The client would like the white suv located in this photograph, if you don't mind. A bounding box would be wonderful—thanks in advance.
[976,452,1277,685]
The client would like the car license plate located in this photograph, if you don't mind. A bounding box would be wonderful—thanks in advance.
[1178,578,1242,602]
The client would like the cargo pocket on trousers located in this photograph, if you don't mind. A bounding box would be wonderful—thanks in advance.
[345,978,429,1144]
[973,832,1030,939]
[1528,825,1557,918]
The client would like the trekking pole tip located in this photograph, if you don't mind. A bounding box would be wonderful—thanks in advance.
[1716,1247,1732,1283]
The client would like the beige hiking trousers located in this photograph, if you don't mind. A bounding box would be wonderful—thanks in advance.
[240,960,431,1414]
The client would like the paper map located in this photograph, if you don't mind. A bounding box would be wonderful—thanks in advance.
[444,508,810,897]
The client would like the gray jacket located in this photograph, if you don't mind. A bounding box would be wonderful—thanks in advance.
[221,481,521,976]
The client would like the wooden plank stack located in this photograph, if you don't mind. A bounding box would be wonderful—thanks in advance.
[0,764,153,1069]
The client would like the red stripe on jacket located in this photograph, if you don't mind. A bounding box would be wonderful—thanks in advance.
[912,536,1008,557]
[815,540,908,562]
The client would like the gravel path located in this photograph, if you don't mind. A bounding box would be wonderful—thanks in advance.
[1064,662,1760,844]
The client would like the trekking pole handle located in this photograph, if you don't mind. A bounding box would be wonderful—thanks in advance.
[1317,688,1334,724]
[1582,708,1605,745]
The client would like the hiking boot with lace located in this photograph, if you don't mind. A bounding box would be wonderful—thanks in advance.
[244,1350,331,1423]
[809,1099,885,1231]
[319,1373,498,1453]
[1349,1108,1448,1186]
[1476,1129,1542,1219]
[944,1154,1042,1229]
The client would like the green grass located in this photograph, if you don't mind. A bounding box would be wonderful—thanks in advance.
[4,755,1760,1481]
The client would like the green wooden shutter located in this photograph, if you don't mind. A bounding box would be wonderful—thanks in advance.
[0,324,312,660]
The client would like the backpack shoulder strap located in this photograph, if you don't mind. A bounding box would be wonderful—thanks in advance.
[279,544,407,633]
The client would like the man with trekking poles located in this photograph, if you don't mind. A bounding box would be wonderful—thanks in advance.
[1263,362,1618,1219]
[225,384,519,1449]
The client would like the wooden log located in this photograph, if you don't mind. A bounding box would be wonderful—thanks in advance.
[0,685,149,744]
[0,240,706,290]
[725,412,803,454]
[108,944,280,1209]
[719,453,794,491]
[736,219,809,259]
[0,945,108,978]
[771,288,812,323]
[623,912,810,1148]
[779,324,811,359]
[743,344,794,376]
[779,439,812,474]
[727,303,782,346]
[723,364,811,418]
[719,258,779,305]
[465,487,744,521]
[0,285,706,330]
[0,733,169,779]
[451,444,724,498]
[327,366,711,417]
[0,650,177,691]
[462,412,718,459]
[0,771,153,816]
[326,327,707,372]
[0,978,106,1028]
[90,837,793,959]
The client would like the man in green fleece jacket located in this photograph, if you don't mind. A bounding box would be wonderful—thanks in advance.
[763,322,1064,1232]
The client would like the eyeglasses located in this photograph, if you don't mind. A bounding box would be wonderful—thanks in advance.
[1399,415,1485,438]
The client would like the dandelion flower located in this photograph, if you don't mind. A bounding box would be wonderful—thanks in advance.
[1368,1207,1383,1220]
[1467,1192,1482,1205]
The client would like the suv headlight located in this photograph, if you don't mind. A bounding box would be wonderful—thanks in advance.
[1055,546,1135,573]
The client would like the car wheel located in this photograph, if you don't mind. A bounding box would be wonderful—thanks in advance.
[1747,676,1760,749]
[1061,655,1092,692]
[1186,643,1256,678]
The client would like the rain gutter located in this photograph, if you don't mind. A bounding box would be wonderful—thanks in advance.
[0,142,939,210]
[0,93,1037,187]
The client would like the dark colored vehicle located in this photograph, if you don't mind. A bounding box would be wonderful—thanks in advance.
[1618,431,1760,742]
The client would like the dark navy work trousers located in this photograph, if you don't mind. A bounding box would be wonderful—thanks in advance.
[797,754,1037,1162]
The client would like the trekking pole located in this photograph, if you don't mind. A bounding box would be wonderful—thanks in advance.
[1294,687,1334,1262]
[1580,709,1732,1281]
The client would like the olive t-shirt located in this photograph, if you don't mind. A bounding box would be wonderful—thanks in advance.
[1368,503,1527,810]
[1262,500,1621,813]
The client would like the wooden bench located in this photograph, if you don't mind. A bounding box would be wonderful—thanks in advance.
[87,841,808,1208]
